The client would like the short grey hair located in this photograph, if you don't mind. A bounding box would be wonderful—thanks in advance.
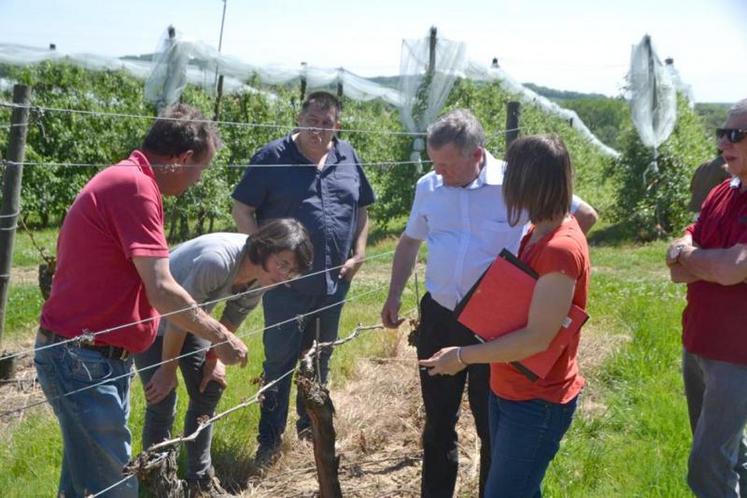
[727,98,747,120]
[426,109,485,156]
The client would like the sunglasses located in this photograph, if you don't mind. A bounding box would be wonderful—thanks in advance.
[716,128,747,144]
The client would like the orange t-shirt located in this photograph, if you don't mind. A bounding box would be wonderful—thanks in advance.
[489,216,590,404]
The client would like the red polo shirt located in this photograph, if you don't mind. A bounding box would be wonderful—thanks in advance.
[40,150,169,353]
[683,178,747,365]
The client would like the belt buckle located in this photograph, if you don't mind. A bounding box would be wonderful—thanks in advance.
[119,349,130,361]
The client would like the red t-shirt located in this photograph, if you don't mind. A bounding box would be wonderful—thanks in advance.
[40,150,169,353]
[490,216,590,404]
[683,179,747,364]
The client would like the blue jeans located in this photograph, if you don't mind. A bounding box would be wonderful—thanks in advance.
[257,279,349,449]
[33,330,137,498]
[683,349,747,498]
[134,334,224,481]
[486,392,577,498]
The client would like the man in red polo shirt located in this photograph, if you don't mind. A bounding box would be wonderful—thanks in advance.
[667,98,747,498]
[34,104,248,498]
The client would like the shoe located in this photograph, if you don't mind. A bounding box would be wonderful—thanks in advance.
[186,474,230,497]
[254,444,281,470]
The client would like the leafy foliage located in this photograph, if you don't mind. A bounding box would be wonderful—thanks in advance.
[610,95,714,240]
[1,60,690,242]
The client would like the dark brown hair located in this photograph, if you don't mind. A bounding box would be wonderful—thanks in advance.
[301,91,342,118]
[503,135,573,226]
[142,104,222,160]
[246,218,313,274]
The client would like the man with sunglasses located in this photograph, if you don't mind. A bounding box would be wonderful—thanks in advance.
[667,99,747,498]
[231,91,375,466]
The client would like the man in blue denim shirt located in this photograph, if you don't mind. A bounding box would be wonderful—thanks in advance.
[231,91,375,465]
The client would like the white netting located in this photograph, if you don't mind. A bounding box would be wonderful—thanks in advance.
[628,35,677,152]
[399,31,467,168]
[465,62,621,158]
[0,29,641,159]
[143,27,401,109]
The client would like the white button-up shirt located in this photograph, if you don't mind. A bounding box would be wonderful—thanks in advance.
[405,150,527,311]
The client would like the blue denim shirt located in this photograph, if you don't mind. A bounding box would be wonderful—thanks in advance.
[232,134,375,295]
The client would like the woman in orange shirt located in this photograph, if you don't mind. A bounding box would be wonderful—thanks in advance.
[420,135,590,497]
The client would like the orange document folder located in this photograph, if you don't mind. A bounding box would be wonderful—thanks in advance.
[454,249,589,381]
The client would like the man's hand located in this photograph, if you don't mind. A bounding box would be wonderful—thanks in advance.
[339,255,363,282]
[667,237,693,267]
[381,295,405,329]
[418,347,466,376]
[214,329,248,367]
[144,365,178,405]
[200,357,227,393]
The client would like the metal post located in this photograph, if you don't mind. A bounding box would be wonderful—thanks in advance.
[0,85,31,348]
[505,101,521,150]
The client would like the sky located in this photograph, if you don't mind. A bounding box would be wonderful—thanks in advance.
[1,0,745,103]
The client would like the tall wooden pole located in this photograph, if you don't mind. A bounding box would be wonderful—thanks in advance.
[0,85,31,348]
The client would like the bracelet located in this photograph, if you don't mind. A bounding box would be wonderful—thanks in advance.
[456,347,467,366]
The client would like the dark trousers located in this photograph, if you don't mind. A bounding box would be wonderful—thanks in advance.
[417,293,490,498]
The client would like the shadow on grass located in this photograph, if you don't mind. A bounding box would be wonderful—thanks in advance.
[368,222,406,246]
[212,445,256,493]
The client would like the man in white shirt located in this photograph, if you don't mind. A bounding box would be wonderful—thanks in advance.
[380,109,596,498]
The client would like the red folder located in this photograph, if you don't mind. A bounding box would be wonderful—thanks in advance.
[454,249,589,381]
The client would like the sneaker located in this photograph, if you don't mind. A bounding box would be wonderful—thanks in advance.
[186,474,230,498]
[254,444,281,470]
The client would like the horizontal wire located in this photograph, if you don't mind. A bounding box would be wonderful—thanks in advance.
[2,249,394,363]
[0,284,386,418]
[87,472,138,498]
[147,323,384,454]
[1,158,431,169]
[0,102,523,139]
[0,101,426,137]
[94,321,389,496]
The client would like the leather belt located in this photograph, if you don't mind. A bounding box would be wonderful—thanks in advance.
[38,327,130,361]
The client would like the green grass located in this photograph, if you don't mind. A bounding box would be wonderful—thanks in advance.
[545,241,691,497]
[0,238,417,496]
[0,235,696,496]
[9,227,57,268]
[2,284,44,345]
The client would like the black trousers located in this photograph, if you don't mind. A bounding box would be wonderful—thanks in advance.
[417,293,491,498]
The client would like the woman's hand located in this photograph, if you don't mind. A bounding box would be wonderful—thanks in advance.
[419,347,466,376]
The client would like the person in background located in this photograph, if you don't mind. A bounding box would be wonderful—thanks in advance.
[420,134,590,498]
[135,219,312,496]
[689,154,730,216]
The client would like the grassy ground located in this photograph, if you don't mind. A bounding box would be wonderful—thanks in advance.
[0,231,695,496]
[545,241,691,497]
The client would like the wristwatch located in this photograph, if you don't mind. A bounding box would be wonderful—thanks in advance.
[670,243,687,263]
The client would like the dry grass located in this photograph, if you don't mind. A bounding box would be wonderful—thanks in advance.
[238,313,627,497]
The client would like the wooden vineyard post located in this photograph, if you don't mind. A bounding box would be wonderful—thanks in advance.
[297,346,342,498]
